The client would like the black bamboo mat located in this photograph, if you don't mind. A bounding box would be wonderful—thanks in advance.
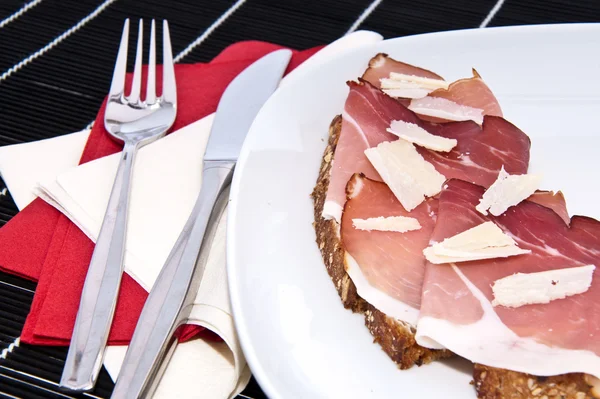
[0,0,599,398]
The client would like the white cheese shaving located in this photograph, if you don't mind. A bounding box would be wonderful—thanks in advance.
[364,140,445,211]
[423,221,531,264]
[386,72,449,90]
[352,216,421,232]
[476,167,543,216]
[382,87,430,99]
[386,120,457,152]
[408,97,484,125]
[434,221,516,251]
[424,245,531,264]
[380,73,448,99]
[492,264,595,308]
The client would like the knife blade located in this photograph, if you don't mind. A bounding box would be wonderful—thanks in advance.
[109,49,292,399]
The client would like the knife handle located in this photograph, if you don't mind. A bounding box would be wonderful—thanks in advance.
[60,141,140,392]
[110,160,234,399]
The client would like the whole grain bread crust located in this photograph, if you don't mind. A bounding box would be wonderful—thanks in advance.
[310,115,596,397]
[474,364,595,399]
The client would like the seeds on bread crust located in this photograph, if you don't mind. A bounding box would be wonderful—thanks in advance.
[473,364,594,399]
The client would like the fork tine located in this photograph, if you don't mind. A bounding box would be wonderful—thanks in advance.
[128,19,144,103]
[109,19,130,98]
[145,19,156,104]
[161,20,176,104]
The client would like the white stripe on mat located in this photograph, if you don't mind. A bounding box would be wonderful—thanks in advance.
[479,0,506,28]
[0,337,20,360]
[345,0,383,35]
[0,0,44,29]
[0,0,118,83]
[174,0,249,62]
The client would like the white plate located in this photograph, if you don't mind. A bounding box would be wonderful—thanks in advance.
[227,24,600,398]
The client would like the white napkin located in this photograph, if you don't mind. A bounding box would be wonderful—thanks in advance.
[35,117,253,397]
[0,131,90,209]
[0,30,383,398]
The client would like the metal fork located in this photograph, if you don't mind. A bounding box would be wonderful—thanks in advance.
[59,18,177,392]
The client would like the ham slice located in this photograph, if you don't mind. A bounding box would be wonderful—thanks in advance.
[417,179,600,378]
[528,190,570,225]
[322,80,530,222]
[361,54,502,123]
[341,174,438,324]
[428,69,503,117]
[361,53,444,88]
[321,80,415,221]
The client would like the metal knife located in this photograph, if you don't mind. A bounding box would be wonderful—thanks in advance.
[109,49,292,399]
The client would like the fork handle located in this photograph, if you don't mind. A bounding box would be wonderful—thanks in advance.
[110,160,234,399]
[60,140,140,392]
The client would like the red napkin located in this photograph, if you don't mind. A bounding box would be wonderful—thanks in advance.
[0,41,322,346]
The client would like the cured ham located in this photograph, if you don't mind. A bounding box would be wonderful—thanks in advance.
[341,174,438,324]
[417,116,530,188]
[316,51,600,388]
[322,80,531,222]
[321,80,417,221]
[417,179,600,378]
[361,54,502,123]
[528,190,570,225]
[428,69,503,117]
[361,53,444,88]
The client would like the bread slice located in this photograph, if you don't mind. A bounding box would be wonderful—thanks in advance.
[310,115,597,396]
[310,115,451,369]
[473,364,596,399]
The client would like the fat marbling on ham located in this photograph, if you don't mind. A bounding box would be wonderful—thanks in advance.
[322,79,530,222]
[416,179,600,378]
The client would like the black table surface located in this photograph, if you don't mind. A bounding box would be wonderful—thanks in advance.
[0,1,599,398]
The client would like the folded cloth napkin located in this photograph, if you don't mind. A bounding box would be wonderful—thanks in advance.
[0,131,90,210]
[0,31,384,397]
[37,116,253,393]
